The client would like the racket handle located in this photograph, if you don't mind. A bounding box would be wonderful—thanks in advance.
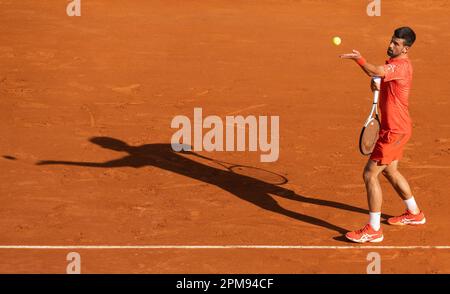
[372,76,381,103]
[372,76,381,84]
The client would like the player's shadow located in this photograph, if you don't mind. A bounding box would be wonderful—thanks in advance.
[36,137,390,235]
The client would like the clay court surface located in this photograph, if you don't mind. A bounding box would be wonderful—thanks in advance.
[1,0,450,273]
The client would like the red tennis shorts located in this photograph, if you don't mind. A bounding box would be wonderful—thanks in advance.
[370,130,411,165]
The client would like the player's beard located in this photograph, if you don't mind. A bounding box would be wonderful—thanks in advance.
[387,48,398,58]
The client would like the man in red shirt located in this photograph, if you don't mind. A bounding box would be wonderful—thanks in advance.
[340,27,426,243]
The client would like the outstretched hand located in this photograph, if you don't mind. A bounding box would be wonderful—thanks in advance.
[340,49,362,60]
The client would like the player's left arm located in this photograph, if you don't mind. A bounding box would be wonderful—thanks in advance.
[340,50,385,77]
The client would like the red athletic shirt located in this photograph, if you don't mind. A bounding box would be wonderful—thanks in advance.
[379,57,413,134]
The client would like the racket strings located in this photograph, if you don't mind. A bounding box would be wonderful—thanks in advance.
[360,119,380,155]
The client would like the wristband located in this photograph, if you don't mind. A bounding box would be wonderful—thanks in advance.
[356,57,367,66]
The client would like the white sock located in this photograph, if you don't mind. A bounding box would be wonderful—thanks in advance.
[369,212,381,231]
[404,196,419,214]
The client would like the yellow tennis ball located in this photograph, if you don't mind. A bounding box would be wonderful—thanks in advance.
[332,36,341,46]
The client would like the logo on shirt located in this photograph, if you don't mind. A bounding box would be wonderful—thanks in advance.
[385,64,396,73]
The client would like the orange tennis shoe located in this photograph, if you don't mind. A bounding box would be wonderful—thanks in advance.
[345,224,384,243]
[387,210,426,226]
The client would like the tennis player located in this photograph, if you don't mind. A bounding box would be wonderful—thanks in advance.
[340,27,426,243]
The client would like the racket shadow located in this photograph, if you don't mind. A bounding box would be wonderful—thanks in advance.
[36,137,390,235]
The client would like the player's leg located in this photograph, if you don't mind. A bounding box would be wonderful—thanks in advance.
[345,159,386,243]
[382,160,413,202]
[363,159,387,213]
[383,160,426,225]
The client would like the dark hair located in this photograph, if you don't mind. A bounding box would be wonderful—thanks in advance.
[394,27,416,47]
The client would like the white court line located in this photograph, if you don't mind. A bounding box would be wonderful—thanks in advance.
[0,245,450,250]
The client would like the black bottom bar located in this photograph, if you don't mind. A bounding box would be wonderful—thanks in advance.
[0,274,448,291]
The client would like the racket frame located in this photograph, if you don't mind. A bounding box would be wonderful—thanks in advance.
[359,77,381,155]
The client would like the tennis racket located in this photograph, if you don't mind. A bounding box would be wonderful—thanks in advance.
[359,76,381,155]
[185,152,288,185]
